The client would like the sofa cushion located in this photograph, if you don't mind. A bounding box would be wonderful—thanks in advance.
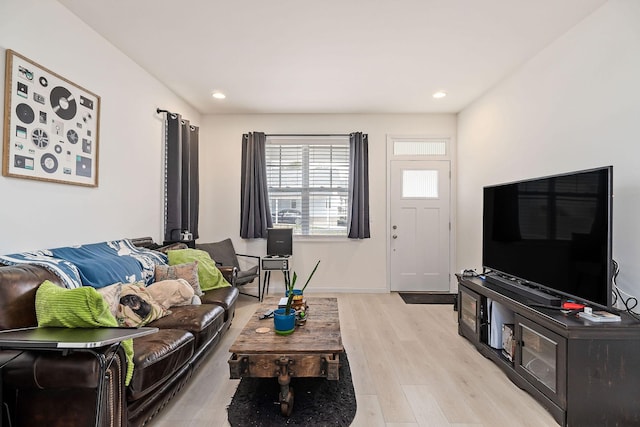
[146,279,195,309]
[154,262,202,296]
[128,329,194,401]
[148,304,225,348]
[200,286,239,318]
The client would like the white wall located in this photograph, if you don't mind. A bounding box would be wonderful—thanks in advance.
[0,1,458,294]
[200,114,456,293]
[0,0,200,253]
[457,0,640,300]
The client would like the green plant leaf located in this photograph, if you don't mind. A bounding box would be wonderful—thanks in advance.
[285,260,320,314]
[301,260,320,293]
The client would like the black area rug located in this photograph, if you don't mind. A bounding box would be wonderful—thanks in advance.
[227,352,356,426]
[399,292,456,305]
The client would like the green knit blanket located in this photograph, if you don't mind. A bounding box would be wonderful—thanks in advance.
[35,280,135,385]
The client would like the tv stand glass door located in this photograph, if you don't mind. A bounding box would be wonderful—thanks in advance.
[515,315,567,407]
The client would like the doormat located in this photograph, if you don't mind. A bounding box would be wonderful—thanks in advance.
[399,292,456,305]
[227,352,356,426]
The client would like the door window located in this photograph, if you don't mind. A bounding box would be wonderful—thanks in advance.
[402,169,438,198]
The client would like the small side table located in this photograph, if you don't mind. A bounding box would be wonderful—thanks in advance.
[261,256,291,300]
[0,327,157,427]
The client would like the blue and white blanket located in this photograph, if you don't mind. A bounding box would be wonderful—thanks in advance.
[0,239,167,289]
[0,250,83,289]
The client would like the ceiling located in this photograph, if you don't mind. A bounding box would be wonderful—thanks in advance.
[58,0,607,115]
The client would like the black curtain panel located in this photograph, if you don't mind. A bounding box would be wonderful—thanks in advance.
[164,113,199,242]
[240,132,273,238]
[164,113,182,241]
[182,119,199,240]
[347,132,370,239]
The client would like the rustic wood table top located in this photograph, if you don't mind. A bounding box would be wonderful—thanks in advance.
[229,297,343,355]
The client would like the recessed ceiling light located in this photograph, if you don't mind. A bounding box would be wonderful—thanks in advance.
[432,91,447,99]
[212,91,226,99]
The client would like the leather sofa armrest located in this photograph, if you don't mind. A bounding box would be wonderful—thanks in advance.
[3,345,124,389]
[3,346,127,426]
[217,266,237,286]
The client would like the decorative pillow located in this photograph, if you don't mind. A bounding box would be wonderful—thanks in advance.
[167,249,231,291]
[35,280,135,385]
[97,282,123,318]
[154,261,202,296]
[118,283,169,327]
[36,280,118,328]
[146,279,195,310]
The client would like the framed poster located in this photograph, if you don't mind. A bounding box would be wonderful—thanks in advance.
[2,49,100,187]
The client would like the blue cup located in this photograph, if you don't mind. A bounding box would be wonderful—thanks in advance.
[273,308,296,335]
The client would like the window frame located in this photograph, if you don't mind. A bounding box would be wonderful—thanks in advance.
[265,135,350,237]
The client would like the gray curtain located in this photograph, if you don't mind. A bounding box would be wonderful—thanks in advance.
[348,132,370,238]
[164,113,199,242]
[182,120,199,240]
[240,132,273,238]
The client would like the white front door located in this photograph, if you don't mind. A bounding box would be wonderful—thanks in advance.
[390,160,450,292]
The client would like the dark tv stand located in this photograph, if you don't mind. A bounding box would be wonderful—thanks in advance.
[457,274,640,427]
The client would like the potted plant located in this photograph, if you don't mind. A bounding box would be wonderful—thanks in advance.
[273,260,320,335]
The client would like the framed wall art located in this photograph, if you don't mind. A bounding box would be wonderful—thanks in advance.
[2,49,100,187]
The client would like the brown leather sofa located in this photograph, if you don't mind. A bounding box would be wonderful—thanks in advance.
[0,252,238,426]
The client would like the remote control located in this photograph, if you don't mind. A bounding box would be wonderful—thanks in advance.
[259,309,274,320]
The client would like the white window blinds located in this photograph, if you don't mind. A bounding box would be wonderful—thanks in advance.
[266,136,350,236]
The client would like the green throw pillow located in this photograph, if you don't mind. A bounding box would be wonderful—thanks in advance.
[35,280,135,385]
[167,249,231,291]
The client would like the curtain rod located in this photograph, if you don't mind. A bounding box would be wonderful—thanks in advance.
[157,108,180,120]
[157,108,198,130]
[266,133,351,137]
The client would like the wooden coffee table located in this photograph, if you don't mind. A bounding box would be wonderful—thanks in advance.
[228,297,343,416]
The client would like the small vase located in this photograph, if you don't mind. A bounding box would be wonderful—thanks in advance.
[285,289,303,297]
[273,308,296,335]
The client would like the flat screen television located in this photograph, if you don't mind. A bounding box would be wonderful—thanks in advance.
[482,166,613,308]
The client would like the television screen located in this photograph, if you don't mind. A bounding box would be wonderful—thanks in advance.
[482,166,613,308]
[267,228,293,256]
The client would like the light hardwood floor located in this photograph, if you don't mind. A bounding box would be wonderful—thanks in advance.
[149,292,558,427]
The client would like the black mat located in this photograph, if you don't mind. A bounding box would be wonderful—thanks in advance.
[227,352,356,426]
[399,292,456,305]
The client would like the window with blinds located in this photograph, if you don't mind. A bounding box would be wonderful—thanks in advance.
[266,136,350,236]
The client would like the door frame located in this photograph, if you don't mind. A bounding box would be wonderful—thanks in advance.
[386,135,457,293]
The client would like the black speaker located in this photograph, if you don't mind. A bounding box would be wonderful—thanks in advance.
[266,228,293,256]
